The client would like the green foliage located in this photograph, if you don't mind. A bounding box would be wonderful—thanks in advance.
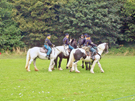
[12,0,62,46]
[0,0,24,51]
[58,0,124,45]
[122,0,135,42]
[1,0,135,49]
[108,46,135,55]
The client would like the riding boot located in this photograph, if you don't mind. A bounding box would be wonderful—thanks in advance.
[46,55,50,60]
[91,52,95,60]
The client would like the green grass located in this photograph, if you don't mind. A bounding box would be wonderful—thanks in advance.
[0,55,135,101]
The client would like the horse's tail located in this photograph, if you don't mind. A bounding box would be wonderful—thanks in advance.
[67,50,75,68]
[25,49,31,69]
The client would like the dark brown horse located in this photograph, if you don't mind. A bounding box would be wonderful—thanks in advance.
[54,39,77,70]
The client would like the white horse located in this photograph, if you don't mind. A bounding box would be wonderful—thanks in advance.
[25,45,69,72]
[67,43,108,73]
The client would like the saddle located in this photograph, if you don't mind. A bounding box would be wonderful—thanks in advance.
[40,46,48,53]
[82,46,91,56]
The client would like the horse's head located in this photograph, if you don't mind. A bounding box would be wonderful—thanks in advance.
[71,39,77,48]
[104,43,109,53]
[97,43,109,54]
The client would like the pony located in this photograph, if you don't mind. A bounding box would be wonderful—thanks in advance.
[67,43,108,73]
[25,45,69,72]
[78,38,91,70]
[54,39,78,70]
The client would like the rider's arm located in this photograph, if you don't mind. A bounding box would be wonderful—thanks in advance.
[48,39,53,47]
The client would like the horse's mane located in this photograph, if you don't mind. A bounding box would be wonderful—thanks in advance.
[71,39,75,44]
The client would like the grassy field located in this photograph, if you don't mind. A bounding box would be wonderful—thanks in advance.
[0,54,135,101]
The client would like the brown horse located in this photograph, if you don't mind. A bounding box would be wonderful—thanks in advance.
[54,39,78,70]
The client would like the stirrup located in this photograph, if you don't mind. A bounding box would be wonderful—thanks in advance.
[46,55,50,59]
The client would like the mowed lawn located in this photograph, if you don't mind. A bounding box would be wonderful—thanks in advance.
[0,55,135,101]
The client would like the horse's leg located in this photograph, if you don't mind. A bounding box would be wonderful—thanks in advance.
[82,61,84,68]
[97,61,104,73]
[85,62,88,70]
[51,60,55,70]
[66,58,69,69]
[74,61,80,73]
[33,59,39,71]
[54,56,58,68]
[89,62,91,70]
[48,59,54,72]
[90,59,98,73]
[27,58,34,72]
[58,56,63,70]
[70,61,75,72]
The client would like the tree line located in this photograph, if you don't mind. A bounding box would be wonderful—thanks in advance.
[0,0,135,51]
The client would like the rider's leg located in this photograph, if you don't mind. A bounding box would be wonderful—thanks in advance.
[44,45,51,59]
[47,46,52,56]
[69,45,74,50]
[90,47,96,60]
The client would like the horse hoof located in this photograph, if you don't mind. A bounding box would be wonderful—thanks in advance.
[82,65,84,68]
[52,68,55,70]
[27,69,31,72]
[75,71,80,73]
[58,67,63,70]
[101,70,104,73]
[35,69,39,71]
[90,70,94,74]
[48,69,52,72]
[70,69,73,72]
[66,67,69,69]
[48,70,52,72]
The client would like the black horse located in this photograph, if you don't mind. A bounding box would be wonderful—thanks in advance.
[54,39,78,70]
[78,37,91,70]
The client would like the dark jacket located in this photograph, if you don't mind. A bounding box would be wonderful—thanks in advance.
[63,37,70,45]
[44,38,53,46]
[78,38,85,46]
[85,39,95,47]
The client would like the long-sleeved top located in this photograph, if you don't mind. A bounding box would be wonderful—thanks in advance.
[44,38,53,46]
[78,38,85,46]
[63,37,70,45]
[85,39,95,47]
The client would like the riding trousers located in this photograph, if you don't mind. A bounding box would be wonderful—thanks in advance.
[44,45,52,56]
[69,45,74,50]
[88,46,97,53]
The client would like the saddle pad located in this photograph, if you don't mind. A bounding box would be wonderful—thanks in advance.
[40,48,48,53]
[82,46,91,56]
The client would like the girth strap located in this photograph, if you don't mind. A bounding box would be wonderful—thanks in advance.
[97,52,101,59]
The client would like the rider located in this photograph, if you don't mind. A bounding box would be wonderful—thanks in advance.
[44,34,55,59]
[63,33,74,50]
[85,35,97,60]
[84,33,88,44]
[84,33,88,39]
[78,34,85,47]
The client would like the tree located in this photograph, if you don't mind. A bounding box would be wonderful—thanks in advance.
[0,0,24,51]
[122,0,135,42]
[12,0,63,46]
[58,0,124,46]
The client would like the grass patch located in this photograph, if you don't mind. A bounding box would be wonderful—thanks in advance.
[107,46,135,56]
[0,55,135,101]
